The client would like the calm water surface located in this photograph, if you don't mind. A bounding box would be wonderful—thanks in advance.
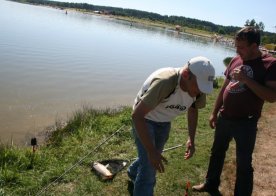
[0,0,236,144]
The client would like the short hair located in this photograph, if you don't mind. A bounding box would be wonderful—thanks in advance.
[235,26,261,46]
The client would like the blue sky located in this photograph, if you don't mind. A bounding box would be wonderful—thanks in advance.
[63,0,276,33]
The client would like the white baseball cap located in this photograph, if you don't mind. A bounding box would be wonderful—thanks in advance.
[188,56,215,94]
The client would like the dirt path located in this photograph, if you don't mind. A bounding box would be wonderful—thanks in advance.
[220,103,276,196]
[252,104,276,196]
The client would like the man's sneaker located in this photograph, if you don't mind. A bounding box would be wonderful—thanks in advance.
[127,180,134,196]
[192,183,222,196]
[127,170,135,196]
[127,170,136,184]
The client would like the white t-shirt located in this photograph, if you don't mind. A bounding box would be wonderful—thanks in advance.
[133,67,205,122]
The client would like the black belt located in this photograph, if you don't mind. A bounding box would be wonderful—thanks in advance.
[219,114,258,121]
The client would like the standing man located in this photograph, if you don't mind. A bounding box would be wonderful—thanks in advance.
[192,26,276,196]
[127,56,215,196]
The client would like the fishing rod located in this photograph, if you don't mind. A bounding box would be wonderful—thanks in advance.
[130,144,183,161]
[162,144,183,152]
[36,125,126,196]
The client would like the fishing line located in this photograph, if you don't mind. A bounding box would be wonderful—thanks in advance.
[130,144,183,161]
[36,125,126,196]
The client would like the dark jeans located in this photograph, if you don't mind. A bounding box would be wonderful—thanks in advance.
[205,115,257,196]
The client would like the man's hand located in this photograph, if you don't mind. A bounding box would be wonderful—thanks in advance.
[184,140,195,159]
[232,66,248,83]
[148,150,168,173]
[209,113,217,129]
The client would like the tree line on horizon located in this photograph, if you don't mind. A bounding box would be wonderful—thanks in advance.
[11,0,276,45]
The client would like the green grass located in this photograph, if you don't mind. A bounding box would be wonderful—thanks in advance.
[0,81,229,195]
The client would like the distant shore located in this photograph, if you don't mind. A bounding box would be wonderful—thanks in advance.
[65,7,236,48]
[11,0,236,47]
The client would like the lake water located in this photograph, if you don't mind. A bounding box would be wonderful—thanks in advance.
[0,0,236,145]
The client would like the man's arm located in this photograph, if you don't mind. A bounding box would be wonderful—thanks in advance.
[132,101,167,173]
[209,79,229,128]
[233,68,276,102]
[244,80,276,103]
[185,107,198,159]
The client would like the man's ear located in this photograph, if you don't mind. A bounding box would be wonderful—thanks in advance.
[182,69,190,79]
[252,42,259,50]
[182,69,192,80]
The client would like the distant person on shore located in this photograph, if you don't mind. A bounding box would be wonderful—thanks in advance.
[192,26,276,196]
[127,56,215,196]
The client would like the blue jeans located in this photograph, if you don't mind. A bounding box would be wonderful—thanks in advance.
[205,115,257,196]
[128,119,171,196]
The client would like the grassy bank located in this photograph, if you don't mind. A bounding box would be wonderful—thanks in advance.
[0,78,236,195]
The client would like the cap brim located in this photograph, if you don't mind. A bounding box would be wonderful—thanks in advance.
[197,79,213,94]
